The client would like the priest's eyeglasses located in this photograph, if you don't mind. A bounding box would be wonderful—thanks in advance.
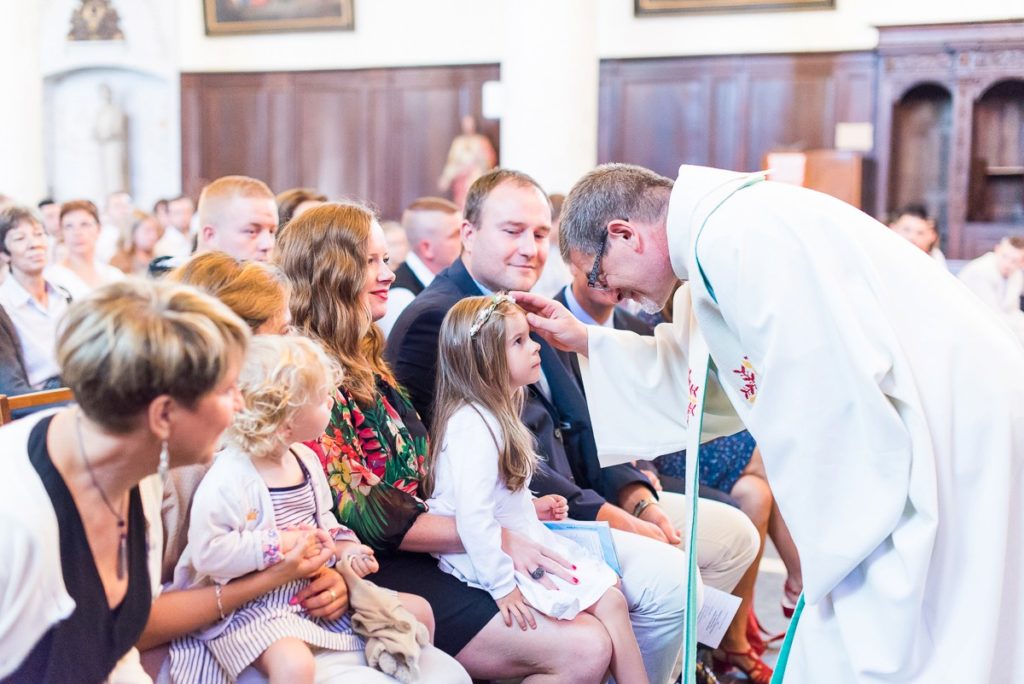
[586,221,624,292]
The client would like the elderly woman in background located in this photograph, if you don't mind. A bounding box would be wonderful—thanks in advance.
[45,200,124,299]
[0,279,249,682]
[277,203,611,683]
[110,211,161,277]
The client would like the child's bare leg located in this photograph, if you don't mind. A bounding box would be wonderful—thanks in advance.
[397,591,435,641]
[253,637,316,684]
[584,587,649,684]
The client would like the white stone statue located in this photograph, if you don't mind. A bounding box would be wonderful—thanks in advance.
[93,83,129,196]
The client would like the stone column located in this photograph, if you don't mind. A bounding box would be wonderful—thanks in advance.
[0,1,45,203]
[499,0,599,195]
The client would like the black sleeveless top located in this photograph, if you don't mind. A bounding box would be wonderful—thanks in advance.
[8,415,151,684]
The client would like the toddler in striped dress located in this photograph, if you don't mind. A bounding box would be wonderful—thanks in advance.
[170,336,419,683]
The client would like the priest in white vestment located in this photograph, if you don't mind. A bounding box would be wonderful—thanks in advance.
[515,164,1024,683]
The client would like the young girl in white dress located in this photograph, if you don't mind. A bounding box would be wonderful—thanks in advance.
[169,336,425,684]
[424,294,649,684]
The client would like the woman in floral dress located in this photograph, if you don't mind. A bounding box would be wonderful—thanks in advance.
[275,202,614,682]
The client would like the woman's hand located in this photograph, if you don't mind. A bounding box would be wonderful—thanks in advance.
[292,566,350,621]
[533,494,569,521]
[501,528,577,591]
[496,587,536,630]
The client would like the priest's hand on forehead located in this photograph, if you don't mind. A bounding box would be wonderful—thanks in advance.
[511,291,589,356]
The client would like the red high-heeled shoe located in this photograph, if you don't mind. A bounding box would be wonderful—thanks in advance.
[782,579,802,618]
[712,646,774,684]
[747,609,785,654]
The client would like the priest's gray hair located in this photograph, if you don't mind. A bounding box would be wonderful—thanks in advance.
[559,164,674,263]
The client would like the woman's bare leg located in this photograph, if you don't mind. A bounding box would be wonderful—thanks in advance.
[455,610,612,683]
[397,591,435,641]
[584,587,649,684]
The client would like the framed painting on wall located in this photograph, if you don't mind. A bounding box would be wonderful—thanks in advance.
[204,0,355,35]
[635,0,833,14]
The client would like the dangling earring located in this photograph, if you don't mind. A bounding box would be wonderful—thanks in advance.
[158,440,169,483]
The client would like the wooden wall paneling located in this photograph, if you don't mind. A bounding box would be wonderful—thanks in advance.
[266,72,298,195]
[201,74,272,190]
[182,65,499,222]
[292,71,376,205]
[180,74,204,200]
[384,65,497,220]
[598,52,877,182]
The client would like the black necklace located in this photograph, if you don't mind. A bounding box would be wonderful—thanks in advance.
[74,411,128,580]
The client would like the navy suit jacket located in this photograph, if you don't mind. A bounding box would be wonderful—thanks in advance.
[386,258,655,521]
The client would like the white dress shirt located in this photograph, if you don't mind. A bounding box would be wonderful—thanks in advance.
[379,252,436,337]
[0,276,68,388]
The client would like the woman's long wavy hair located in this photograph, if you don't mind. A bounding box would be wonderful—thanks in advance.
[422,296,537,497]
[275,202,395,405]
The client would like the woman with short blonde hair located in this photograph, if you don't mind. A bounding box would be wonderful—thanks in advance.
[0,278,249,681]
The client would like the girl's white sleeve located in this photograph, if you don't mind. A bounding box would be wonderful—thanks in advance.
[186,465,282,581]
[447,410,517,601]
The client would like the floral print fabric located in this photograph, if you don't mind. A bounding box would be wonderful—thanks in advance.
[312,377,429,553]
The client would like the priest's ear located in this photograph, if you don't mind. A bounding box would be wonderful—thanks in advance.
[608,218,641,252]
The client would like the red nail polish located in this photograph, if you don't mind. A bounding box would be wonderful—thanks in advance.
[289,597,299,605]
[572,564,578,570]
[573,577,580,584]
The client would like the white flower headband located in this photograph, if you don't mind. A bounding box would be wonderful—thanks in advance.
[469,292,515,339]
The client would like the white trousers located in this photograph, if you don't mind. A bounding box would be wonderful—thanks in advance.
[613,492,759,684]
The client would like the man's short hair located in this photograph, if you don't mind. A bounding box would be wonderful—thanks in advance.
[463,169,550,228]
[38,198,56,210]
[402,197,459,245]
[198,176,274,228]
[276,187,327,227]
[0,205,41,255]
[1005,236,1024,251]
[559,163,673,263]
[890,203,929,223]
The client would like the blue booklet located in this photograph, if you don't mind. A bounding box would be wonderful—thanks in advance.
[543,520,622,576]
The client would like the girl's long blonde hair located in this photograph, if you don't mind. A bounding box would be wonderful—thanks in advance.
[275,202,395,405]
[422,295,537,497]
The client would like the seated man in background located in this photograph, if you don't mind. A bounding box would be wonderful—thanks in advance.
[958,235,1024,345]
[888,203,946,269]
[154,194,197,259]
[0,206,67,392]
[196,176,277,263]
[388,168,759,684]
[379,196,462,336]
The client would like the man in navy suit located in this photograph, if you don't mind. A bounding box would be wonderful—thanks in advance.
[387,169,758,684]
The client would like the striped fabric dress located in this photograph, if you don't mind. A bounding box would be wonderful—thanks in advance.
[169,466,364,684]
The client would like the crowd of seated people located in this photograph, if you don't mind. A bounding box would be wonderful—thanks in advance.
[3,167,1021,684]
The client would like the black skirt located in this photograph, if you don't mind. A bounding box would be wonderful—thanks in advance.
[369,550,499,657]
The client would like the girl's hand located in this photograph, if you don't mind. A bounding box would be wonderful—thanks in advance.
[501,528,578,591]
[496,587,536,630]
[340,543,380,578]
[533,494,569,521]
[269,534,334,583]
[280,528,332,558]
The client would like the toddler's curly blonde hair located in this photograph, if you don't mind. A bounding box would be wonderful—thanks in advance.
[227,335,343,459]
